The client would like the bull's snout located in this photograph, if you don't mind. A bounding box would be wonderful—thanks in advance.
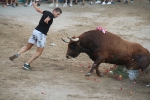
[66,55,72,59]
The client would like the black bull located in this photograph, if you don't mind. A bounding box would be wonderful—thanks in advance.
[62,30,150,76]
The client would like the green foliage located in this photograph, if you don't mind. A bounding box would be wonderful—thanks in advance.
[113,65,129,79]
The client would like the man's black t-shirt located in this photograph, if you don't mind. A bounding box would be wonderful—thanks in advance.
[35,10,54,35]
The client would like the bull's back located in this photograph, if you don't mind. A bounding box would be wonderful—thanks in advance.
[80,30,132,52]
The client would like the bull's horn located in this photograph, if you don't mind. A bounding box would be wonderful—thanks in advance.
[67,37,79,41]
[67,37,72,40]
[61,38,70,43]
[71,38,79,41]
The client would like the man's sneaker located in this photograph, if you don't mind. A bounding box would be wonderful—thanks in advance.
[102,2,106,5]
[95,1,101,3]
[107,2,111,4]
[56,4,58,7]
[63,3,67,6]
[23,63,32,70]
[9,54,18,61]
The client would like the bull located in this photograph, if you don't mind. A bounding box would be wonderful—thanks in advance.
[62,29,150,76]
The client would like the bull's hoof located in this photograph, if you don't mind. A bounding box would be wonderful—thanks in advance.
[85,73,92,76]
[100,73,104,77]
[96,72,104,77]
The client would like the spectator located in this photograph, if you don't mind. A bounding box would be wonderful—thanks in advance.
[73,0,93,6]
[4,0,12,6]
[89,0,102,5]
[89,0,94,5]
[73,0,78,5]
[12,0,19,7]
[95,0,101,4]
[63,0,72,7]
[73,0,84,5]
[24,0,32,7]
[102,0,111,5]
[3,0,18,7]
[49,0,58,7]
[124,0,133,4]
[81,0,84,5]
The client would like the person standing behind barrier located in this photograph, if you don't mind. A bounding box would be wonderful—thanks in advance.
[74,0,100,6]
[9,1,62,70]
[62,0,72,7]
[3,0,18,7]
[102,0,111,5]
[124,0,133,4]
[49,0,59,7]
[95,0,101,4]
[12,0,19,7]
[3,0,12,7]
[73,0,84,6]
[24,0,32,7]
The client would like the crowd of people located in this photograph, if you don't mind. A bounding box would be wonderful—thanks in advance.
[3,0,134,8]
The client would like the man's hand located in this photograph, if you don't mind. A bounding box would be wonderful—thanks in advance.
[32,0,37,6]
[44,16,50,24]
[33,0,43,14]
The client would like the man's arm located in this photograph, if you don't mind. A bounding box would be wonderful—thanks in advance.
[32,1,43,14]
[44,16,51,24]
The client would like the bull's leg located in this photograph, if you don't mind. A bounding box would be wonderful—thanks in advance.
[85,63,96,76]
[95,66,103,77]
[85,53,106,76]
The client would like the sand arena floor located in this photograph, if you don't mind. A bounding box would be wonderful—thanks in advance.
[0,0,150,100]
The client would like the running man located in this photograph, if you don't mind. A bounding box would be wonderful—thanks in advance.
[9,1,62,70]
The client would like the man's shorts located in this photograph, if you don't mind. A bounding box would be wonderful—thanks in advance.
[28,29,46,48]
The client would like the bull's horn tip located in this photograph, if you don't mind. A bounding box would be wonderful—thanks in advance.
[72,38,79,41]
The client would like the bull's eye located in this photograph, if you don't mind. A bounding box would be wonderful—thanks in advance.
[70,43,76,50]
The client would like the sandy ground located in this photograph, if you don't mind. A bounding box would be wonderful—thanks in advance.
[0,0,150,100]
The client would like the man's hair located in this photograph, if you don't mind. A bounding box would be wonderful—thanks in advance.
[54,7,62,14]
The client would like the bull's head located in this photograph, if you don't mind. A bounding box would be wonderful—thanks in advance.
[61,37,81,59]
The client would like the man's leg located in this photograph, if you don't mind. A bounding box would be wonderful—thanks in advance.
[27,47,44,64]
[23,47,44,70]
[18,43,33,55]
[9,43,33,61]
